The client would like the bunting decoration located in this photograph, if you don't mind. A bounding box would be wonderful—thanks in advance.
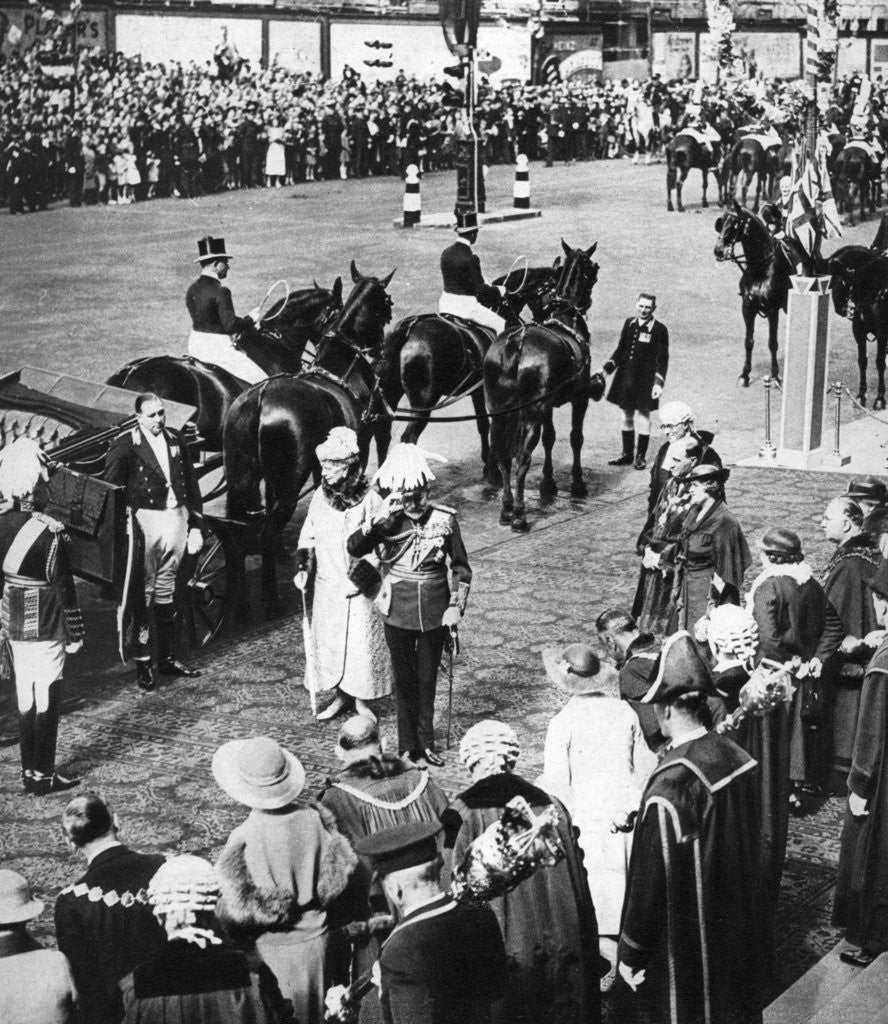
[706,0,736,69]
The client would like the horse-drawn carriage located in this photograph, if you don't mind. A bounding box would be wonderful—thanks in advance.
[0,366,242,652]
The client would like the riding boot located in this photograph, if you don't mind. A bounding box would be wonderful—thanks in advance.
[156,602,200,678]
[18,705,36,792]
[609,430,635,466]
[32,683,79,796]
[634,433,650,470]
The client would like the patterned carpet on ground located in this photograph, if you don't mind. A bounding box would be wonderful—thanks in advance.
[0,462,852,1000]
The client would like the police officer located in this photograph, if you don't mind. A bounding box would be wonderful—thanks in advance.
[185,235,264,383]
[0,437,84,795]
[347,444,471,767]
[438,210,506,334]
[104,394,204,691]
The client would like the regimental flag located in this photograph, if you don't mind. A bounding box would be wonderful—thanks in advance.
[817,144,842,238]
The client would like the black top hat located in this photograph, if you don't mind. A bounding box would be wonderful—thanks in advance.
[454,207,479,235]
[354,821,442,876]
[195,235,233,263]
[640,631,715,704]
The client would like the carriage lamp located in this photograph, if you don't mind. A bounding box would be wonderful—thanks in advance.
[826,381,851,467]
[758,376,777,459]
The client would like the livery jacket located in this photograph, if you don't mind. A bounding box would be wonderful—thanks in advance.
[605,317,669,413]
[55,844,167,1024]
[185,273,253,335]
[440,241,501,308]
[380,893,507,1024]
[0,506,84,643]
[347,505,472,633]
[104,426,203,528]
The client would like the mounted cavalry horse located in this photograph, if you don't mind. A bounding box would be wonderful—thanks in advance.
[829,239,888,409]
[729,131,782,212]
[377,263,559,477]
[484,241,600,533]
[665,128,725,212]
[106,281,343,452]
[834,140,880,226]
[714,202,811,386]
[223,262,394,613]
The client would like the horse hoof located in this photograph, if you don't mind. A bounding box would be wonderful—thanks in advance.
[738,375,751,388]
[859,395,868,408]
[499,509,513,526]
[511,516,529,534]
[571,482,588,499]
[667,205,675,213]
[876,397,886,411]
[539,481,558,499]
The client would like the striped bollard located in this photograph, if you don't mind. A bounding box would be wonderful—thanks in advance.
[403,164,421,227]
[513,154,530,209]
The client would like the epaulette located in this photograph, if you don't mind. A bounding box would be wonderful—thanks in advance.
[431,503,457,515]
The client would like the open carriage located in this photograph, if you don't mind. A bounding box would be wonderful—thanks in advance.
[0,367,243,651]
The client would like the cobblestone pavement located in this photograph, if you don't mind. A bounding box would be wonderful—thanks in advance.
[0,158,880,999]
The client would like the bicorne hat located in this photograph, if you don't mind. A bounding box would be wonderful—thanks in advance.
[639,630,715,704]
[195,235,233,263]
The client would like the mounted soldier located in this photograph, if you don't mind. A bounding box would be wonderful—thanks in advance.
[185,235,263,383]
[438,209,507,334]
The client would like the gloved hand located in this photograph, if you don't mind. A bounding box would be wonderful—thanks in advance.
[187,528,204,555]
[849,792,869,817]
[65,640,83,655]
[618,962,646,991]
[442,606,461,630]
[248,305,262,323]
[651,384,663,400]
[294,571,309,592]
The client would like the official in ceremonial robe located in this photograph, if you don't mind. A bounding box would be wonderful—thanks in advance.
[443,720,601,1024]
[185,235,263,383]
[347,445,471,767]
[0,437,84,796]
[818,496,881,788]
[295,428,393,722]
[833,560,888,967]
[618,632,764,1024]
[646,400,720,515]
[672,463,751,633]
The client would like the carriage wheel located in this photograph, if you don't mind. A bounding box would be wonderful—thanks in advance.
[181,520,238,648]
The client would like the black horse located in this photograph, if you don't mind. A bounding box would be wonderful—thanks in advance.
[834,143,878,226]
[666,133,724,212]
[106,281,343,452]
[483,241,600,532]
[729,137,779,212]
[714,203,801,386]
[223,262,394,613]
[377,264,559,477]
[829,243,888,409]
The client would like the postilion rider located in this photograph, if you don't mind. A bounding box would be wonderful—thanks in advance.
[347,444,471,769]
[438,208,507,334]
[185,235,264,384]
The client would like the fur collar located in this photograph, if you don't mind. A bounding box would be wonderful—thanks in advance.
[338,753,410,781]
[458,772,552,810]
[746,560,812,606]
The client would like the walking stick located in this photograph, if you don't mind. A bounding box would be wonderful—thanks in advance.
[445,626,459,750]
[301,590,317,717]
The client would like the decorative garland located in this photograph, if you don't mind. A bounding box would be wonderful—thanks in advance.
[816,0,839,83]
[706,0,736,70]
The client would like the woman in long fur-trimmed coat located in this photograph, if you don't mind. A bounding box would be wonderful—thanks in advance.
[215,800,357,1024]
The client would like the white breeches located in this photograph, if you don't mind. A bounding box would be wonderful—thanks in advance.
[136,506,188,604]
[188,330,265,384]
[438,292,505,333]
[11,640,65,712]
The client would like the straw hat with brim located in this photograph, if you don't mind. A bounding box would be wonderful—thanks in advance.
[542,645,617,695]
[0,869,44,924]
[212,737,306,810]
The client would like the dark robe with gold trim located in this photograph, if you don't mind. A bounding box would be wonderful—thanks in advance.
[618,731,764,1024]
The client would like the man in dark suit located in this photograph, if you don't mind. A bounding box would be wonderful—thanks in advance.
[353,822,507,1024]
[55,793,167,1024]
[600,292,669,470]
[104,393,204,689]
[438,209,506,333]
[186,234,262,382]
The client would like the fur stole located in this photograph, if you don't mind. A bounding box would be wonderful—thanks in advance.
[339,753,410,781]
[216,802,357,931]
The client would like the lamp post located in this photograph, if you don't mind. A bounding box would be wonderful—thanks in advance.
[440,0,484,217]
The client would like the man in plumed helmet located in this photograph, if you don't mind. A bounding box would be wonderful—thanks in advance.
[618,632,765,1024]
[185,235,263,383]
[347,444,471,767]
[438,210,506,334]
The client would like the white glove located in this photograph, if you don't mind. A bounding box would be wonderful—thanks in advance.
[849,792,869,817]
[65,640,83,655]
[642,547,660,570]
[442,606,461,629]
[248,305,262,323]
[651,384,663,400]
[294,571,309,592]
[187,528,204,555]
[840,635,863,655]
[618,962,646,991]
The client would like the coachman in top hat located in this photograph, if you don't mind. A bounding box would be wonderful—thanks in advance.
[438,209,506,334]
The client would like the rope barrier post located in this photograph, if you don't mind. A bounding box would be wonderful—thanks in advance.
[758,376,777,459]
[513,154,530,209]
[824,380,851,466]
[402,164,421,228]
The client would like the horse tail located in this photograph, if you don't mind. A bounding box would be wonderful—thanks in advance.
[223,386,264,518]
